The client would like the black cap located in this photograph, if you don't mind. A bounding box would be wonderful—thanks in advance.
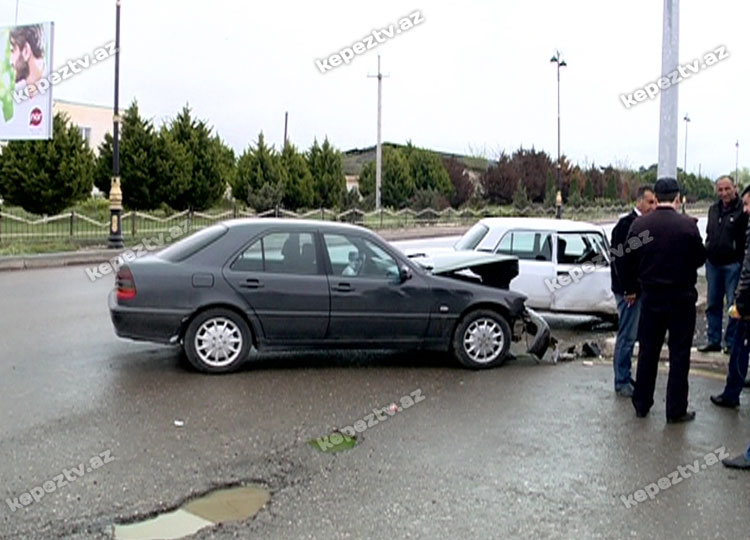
[654,177,680,195]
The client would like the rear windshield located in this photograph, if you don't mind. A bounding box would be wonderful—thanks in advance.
[454,223,489,251]
[158,224,228,262]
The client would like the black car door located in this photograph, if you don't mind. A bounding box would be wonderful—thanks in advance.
[321,232,431,343]
[224,230,330,342]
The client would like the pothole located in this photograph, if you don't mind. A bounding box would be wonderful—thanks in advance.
[307,430,358,453]
[112,485,270,540]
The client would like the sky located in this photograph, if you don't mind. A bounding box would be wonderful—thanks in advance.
[4,0,749,179]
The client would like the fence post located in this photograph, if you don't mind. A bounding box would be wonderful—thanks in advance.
[233,202,237,219]
[0,203,3,243]
[380,208,383,228]
[131,211,136,238]
[70,210,74,237]
[188,209,193,233]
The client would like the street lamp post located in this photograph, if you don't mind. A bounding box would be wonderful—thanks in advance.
[550,50,566,219]
[682,113,690,174]
[108,0,123,249]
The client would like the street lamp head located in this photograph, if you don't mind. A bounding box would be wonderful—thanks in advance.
[550,55,558,63]
[559,60,567,67]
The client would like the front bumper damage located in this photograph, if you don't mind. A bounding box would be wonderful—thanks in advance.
[513,307,558,363]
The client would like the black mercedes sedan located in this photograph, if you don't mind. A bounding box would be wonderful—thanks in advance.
[109,219,553,373]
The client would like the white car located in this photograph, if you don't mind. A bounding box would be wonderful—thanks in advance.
[406,217,617,319]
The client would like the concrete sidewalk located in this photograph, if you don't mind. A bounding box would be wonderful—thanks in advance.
[0,225,472,272]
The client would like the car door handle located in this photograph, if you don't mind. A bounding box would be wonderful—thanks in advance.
[333,282,353,292]
[240,278,264,289]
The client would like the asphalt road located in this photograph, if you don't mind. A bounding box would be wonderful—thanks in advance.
[1,264,749,539]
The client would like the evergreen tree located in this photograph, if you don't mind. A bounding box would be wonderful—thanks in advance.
[280,142,314,210]
[359,146,414,208]
[0,112,94,215]
[403,141,454,198]
[94,100,168,210]
[307,138,346,208]
[512,181,530,210]
[234,132,287,209]
[162,105,231,210]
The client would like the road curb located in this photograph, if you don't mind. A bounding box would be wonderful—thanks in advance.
[0,249,123,272]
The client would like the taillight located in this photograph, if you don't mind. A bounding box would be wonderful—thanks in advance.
[116,265,137,301]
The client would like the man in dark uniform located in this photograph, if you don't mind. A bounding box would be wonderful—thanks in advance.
[621,177,706,423]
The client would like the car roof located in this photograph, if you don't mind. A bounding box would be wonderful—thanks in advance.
[221,217,374,235]
[477,217,605,233]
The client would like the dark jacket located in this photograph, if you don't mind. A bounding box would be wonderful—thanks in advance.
[732,221,750,316]
[621,206,706,297]
[705,197,747,266]
[610,209,639,295]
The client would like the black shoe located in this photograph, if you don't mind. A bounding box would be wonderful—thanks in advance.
[722,453,750,469]
[723,346,732,355]
[698,343,721,353]
[635,410,648,418]
[744,378,750,389]
[667,411,696,424]
[710,394,739,408]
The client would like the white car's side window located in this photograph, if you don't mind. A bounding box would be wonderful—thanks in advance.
[495,231,552,261]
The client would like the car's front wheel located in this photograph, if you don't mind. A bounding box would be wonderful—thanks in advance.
[184,308,251,373]
[452,309,511,369]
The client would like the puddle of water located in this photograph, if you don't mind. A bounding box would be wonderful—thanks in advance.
[307,431,358,453]
[113,485,270,540]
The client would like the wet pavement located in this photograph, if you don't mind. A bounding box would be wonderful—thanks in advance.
[1,265,748,539]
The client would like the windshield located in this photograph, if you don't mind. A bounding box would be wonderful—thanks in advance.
[454,223,489,251]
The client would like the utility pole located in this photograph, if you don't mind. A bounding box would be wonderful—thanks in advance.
[550,50,566,219]
[108,0,123,249]
[368,55,388,210]
[283,111,288,148]
[683,113,690,174]
[657,0,679,180]
[736,140,740,185]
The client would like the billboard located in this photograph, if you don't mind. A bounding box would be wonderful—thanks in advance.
[0,22,54,140]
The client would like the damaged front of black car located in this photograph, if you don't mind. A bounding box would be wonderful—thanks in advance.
[411,250,557,366]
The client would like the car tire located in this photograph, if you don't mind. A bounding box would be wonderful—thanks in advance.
[184,308,251,374]
[452,309,511,369]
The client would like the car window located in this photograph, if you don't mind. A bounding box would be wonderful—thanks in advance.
[232,232,318,275]
[324,234,399,279]
[158,224,228,262]
[454,223,489,251]
[495,231,552,261]
[231,238,263,271]
[557,232,608,265]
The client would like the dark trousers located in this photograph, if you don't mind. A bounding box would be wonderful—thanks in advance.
[705,260,741,347]
[720,319,750,402]
[632,290,697,419]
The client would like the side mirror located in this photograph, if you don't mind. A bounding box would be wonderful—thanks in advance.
[399,265,412,282]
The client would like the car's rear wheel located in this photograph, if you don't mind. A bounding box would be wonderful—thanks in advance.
[184,309,251,373]
[452,309,511,369]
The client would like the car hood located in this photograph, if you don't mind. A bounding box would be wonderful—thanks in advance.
[412,251,519,289]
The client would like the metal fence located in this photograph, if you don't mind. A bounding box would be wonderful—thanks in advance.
[0,201,713,245]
